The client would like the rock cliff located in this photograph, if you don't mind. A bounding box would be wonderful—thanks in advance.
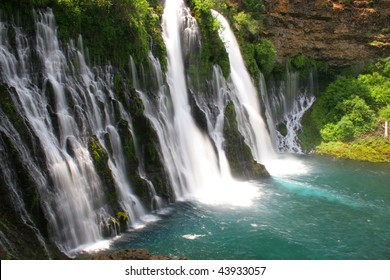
[265,0,390,67]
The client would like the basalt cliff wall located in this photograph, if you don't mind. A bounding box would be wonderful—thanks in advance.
[265,0,389,67]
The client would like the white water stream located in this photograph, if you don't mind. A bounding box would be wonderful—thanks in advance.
[211,10,277,165]
[134,0,259,207]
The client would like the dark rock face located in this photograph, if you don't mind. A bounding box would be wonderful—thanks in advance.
[265,0,390,67]
[90,249,188,260]
[223,103,270,179]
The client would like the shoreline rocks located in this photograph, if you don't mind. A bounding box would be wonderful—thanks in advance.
[89,249,188,260]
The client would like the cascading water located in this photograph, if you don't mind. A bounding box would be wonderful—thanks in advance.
[71,46,148,228]
[211,10,276,165]
[260,68,316,153]
[160,0,221,198]
[0,9,152,255]
[0,111,50,258]
[1,11,102,253]
[193,65,232,178]
[211,10,312,177]
[133,0,258,207]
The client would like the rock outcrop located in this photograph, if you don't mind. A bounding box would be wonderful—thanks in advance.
[90,249,188,260]
[265,0,390,67]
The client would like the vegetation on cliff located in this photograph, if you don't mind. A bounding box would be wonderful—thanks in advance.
[301,57,390,162]
[187,0,276,81]
[0,0,165,69]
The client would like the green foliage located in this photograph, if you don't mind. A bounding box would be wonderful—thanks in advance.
[379,106,390,121]
[233,11,260,37]
[190,0,216,13]
[116,211,129,222]
[320,116,355,142]
[187,0,230,78]
[288,55,330,82]
[319,76,372,125]
[52,0,164,68]
[235,39,276,79]
[301,56,390,162]
[340,97,377,135]
[254,39,276,75]
[358,72,390,108]
[316,137,390,162]
[200,0,272,79]
[320,96,377,142]
[290,55,311,70]
[240,43,258,78]
[242,0,265,19]
[383,57,390,77]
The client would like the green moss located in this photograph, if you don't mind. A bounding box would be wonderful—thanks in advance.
[315,137,390,162]
[223,103,269,178]
[116,211,128,222]
[187,0,230,79]
[299,108,322,151]
[115,211,128,231]
[52,0,163,69]
[121,86,171,202]
[88,135,118,205]
[117,119,138,165]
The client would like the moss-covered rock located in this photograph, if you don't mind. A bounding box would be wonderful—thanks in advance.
[223,103,269,179]
[87,135,119,208]
[187,0,230,80]
[0,129,67,259]
[125,88,172,204]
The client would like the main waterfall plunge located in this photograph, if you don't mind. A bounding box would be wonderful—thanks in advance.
[0,1,315,257]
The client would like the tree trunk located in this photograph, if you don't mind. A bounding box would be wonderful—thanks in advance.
[385,121,388,138]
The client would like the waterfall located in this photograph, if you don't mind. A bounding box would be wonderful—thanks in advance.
[260,68,316,153]
[1,11,102,253]
[132,0,258,207]
[0,9,152,255]
[194,65,232,178]
[0,111,50,258]
[211,10,276,165]
[212,10,316,157]
[159,0,221,198]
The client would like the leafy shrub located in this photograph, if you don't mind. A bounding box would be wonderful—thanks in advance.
[320,116,355,142]
[53,0,163,68]
[320,96,377,142]
[358,72,390,108]
[233,11,260,37]
[379,106,390,121]
[341,97,377,135]
[321,76,372,123]
[254,38,276,75]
